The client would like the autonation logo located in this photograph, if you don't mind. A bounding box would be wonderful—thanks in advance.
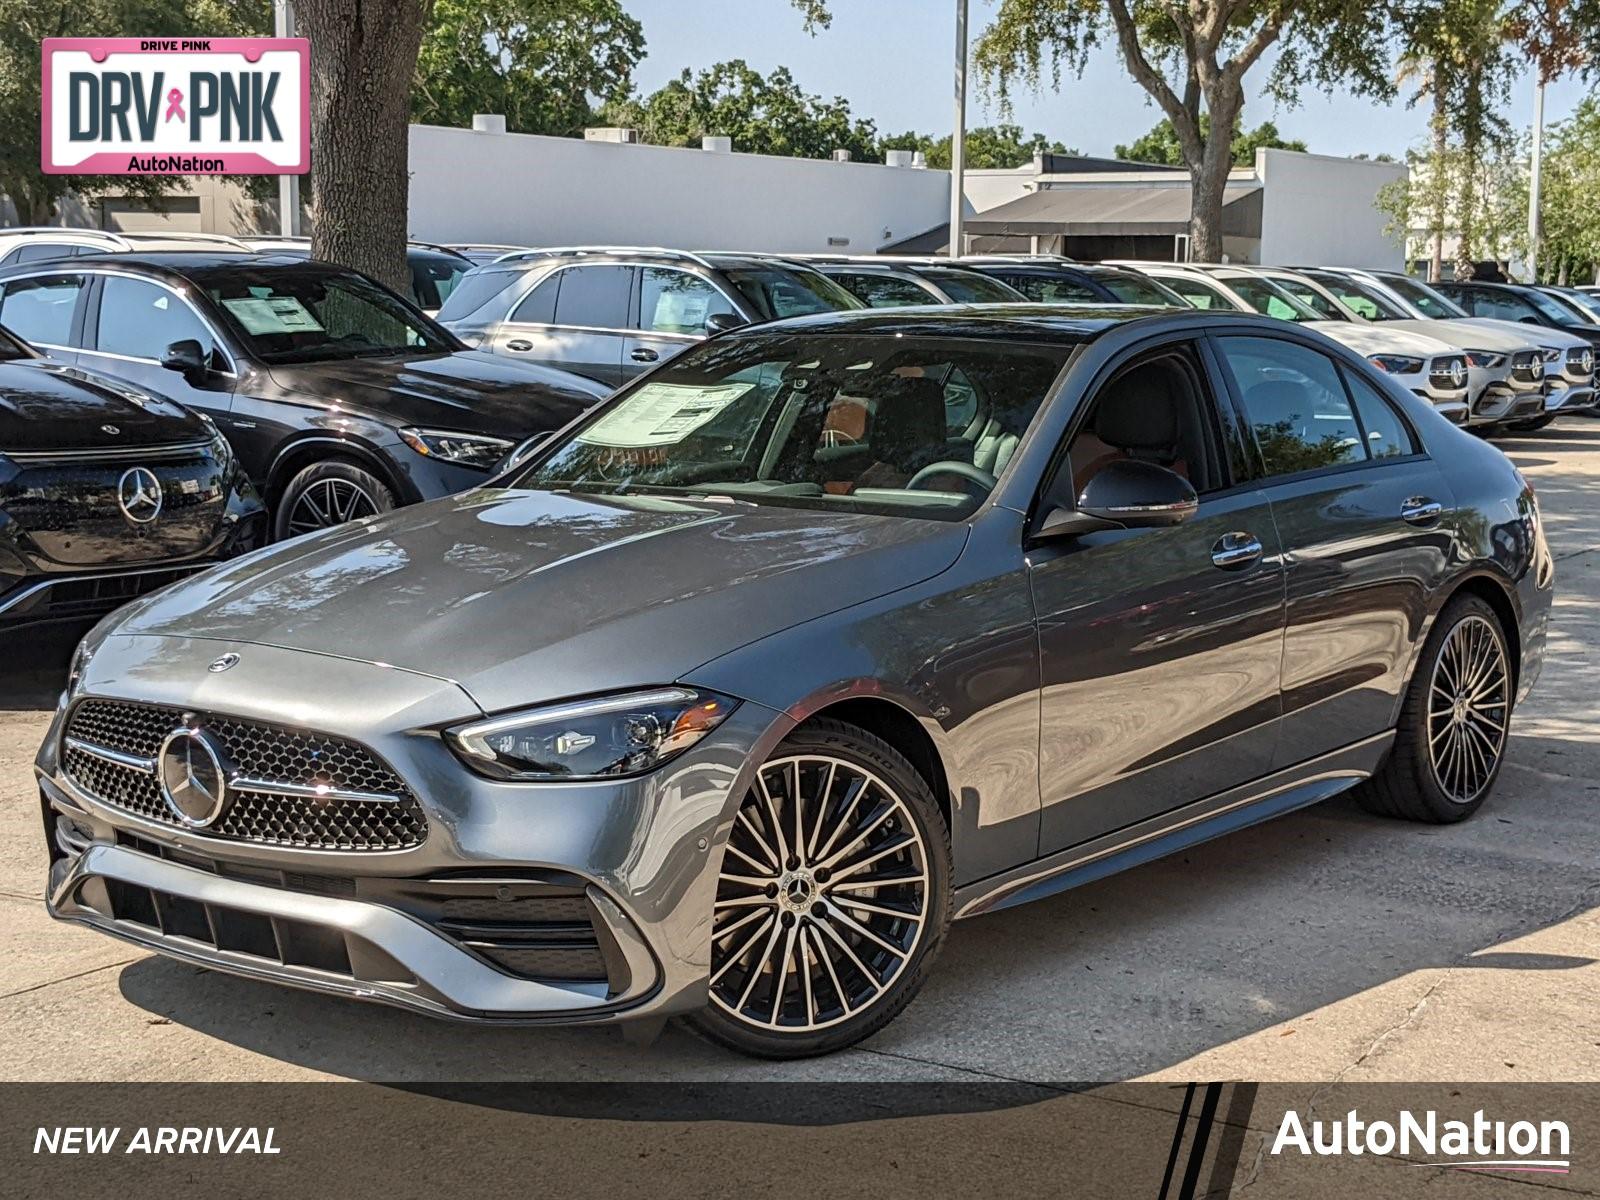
[1272,1108,1571,1176]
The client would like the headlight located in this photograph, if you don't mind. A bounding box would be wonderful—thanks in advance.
[399,427,514,471]
[1368,354,1424,375]
[66,638,94,695]
[448,687,738,781]
[1463,349,1506,369]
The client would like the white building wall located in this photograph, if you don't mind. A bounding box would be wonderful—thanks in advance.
[1254,148,1407,269]
[407,124,950,253]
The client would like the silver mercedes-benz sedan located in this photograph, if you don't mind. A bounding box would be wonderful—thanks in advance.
[39,306,1552,1057]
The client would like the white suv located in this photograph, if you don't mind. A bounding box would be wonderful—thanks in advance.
[0,228,250,268]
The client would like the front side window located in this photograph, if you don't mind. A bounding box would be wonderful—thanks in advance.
[1161,276,1240,311]
[831,272,933,308]
[517,333,1073,520]
[96,276,218,363]
[0,274,85,346]
[1217,335,1366,477]
[722,267,862,320]
[638,268,739,334]
[1259,275,1346,320]
[1457,288,1542,323]
[197,265,456,364]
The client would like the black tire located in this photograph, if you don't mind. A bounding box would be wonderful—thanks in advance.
[1356,593,1513,823]
[685,718,952,1058]
[1506,413,1556,433]
[272,459,397,541]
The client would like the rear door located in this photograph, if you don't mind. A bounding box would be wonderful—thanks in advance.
[490,264,632,386]
[622,266,740,378]
[1030,336,1287,855]
[1211,332,1456,766]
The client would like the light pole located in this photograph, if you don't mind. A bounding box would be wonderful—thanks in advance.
[949,0,968,259]
[275,0,300,237]
[1527,74,1544,282]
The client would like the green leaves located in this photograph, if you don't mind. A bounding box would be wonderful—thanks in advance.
[1113,116,1307,167]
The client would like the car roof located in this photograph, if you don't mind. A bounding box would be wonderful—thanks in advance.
[0,251,351,280]
[724,302,1243,342]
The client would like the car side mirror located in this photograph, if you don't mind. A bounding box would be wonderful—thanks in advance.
[705,311,747,335]
[1037,459,1199,539]
[161,339,208,380]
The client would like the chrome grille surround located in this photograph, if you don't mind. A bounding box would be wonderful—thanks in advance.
[62,698,427,851]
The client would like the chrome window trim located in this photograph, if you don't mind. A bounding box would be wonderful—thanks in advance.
[501,261,748,339]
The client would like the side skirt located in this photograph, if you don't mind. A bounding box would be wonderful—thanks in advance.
[952,731,1395,919]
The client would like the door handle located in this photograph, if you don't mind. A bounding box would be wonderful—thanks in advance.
[1400,496,1445,525]
[631,348,659,363]
[1210,532,1263,571]
[506,339,533,352]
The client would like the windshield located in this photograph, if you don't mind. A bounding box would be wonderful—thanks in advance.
[1095,273,1183,306]
[1555,289,1600,321]
[1225,275,1321,322]
[722,267,863,321]
[1373,274,1465,319]
[197,265,458,364]
[1259,274,1346,320]
[1522,287,1584,324]
[515,332,1073,521]
[921,268,1024,303]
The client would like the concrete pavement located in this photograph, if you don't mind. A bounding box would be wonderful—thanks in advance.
[3,419,1597,1085]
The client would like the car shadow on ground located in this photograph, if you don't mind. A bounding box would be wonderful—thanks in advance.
[110,728,1598,1082]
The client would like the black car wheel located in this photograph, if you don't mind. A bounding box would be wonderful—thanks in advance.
[1358,594,1512,823]
[275,460,396,540]
[687,719,951,1058]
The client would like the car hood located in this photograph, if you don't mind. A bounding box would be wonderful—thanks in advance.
[1386,318,1578,354]
[1307,321,1455,357]
[106,488,970,713]
[0,360,209,452]
[264,350,608,440]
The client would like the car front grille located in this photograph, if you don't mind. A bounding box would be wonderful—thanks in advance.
[1427,355,1468,394]
[1566,346,1595,380]
[1510,351,1545,385]
[62,699,426,851]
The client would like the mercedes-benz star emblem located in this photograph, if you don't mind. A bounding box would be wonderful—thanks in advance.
[1450,360,1467,389]
[101,424,120,436]
[157,727,233,828]
[117,467,163,525]
[208,653,241,674]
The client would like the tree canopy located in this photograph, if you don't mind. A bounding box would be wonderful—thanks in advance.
[879,124,1076,170]
[412,0,643,136]
[1114,117,1307,167]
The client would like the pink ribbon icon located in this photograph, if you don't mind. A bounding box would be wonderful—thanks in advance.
[164,88,185,123]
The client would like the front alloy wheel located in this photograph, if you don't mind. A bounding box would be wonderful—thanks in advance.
[689,721,950,1057]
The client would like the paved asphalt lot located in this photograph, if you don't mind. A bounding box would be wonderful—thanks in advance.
[2,420,1597,1086]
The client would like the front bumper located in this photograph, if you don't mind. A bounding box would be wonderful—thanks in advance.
[38,636,790,1026]
[1544,380,1598,414]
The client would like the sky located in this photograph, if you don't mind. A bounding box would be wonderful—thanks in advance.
[623,0,1592,161]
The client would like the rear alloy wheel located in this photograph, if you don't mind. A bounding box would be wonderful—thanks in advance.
[688,720,950,1057]
[1357,595,1512,822]
[274,459,396,540]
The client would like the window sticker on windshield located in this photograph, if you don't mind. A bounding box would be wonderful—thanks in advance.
[220,295,325,335]
[578,382,753,448]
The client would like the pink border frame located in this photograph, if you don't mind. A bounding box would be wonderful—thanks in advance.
[41,37,310,175]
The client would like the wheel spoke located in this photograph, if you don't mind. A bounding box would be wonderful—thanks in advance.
[735,808,781,873]
[825,903,908,960]
[805,761,837,861]
[755,772,792,867]
[829,832,917,884]
[723,840,777,876]
[711,911,775,985]
[813,776,870,864]
[813,800,897,872]
[734,917,785,1014]
[771,922,799,1024]
[797,924,818,1028]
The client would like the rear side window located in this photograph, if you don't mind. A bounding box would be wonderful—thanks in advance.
[0,274,85,346]
[832,272,932,308]
[1343,370,1416,459]
[551,265,632,329]
[3,242,84,266]
[1216,336,1366,477]
[509,274,559,324]
[1003,273,1097,303]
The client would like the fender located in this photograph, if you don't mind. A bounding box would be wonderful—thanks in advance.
[265,433,414,505]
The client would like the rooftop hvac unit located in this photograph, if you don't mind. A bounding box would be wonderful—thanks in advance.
[583,127,640,144]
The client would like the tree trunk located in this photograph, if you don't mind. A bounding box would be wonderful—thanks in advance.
[1428,71,1447,283]
[297,0,432,295]
[1186,88,1241,263]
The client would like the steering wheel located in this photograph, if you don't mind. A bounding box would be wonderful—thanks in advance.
[905,461,998,493]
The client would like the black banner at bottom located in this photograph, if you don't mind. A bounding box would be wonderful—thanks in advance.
[2,1082,1593,1198]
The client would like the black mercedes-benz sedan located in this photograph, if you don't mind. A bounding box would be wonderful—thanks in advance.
[0,322,264,631]
[41,306,1551,1057]
[0,254,609,540]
